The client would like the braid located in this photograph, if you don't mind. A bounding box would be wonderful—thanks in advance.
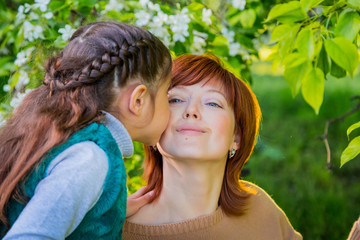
[43,22,171,93]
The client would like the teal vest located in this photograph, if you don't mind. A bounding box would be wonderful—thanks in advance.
[2,123,127,239]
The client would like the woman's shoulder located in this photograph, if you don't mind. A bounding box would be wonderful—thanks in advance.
[237,180,302,239]
[240,180,284,216]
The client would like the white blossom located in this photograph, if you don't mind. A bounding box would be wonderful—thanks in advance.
[232,0,246,11]
[229,42,241,56]
[202,8,212,25]
[23,21,43,42]
[58,25,76,41]
[147,2,160,12]
[33,0,50,12]
[149,25,169,39]
[153,11,168,25]
[139,0,150,7]
[169,8,191,42]
[14,47,34,67]
[191,36,206,54]
[16,5,26,21]
[104,0,124,12]
[29,12,39,20]
[24,3,32,13]
[242,54,251,60]
[3,84,11,92]
[135,10,152,26]
[221,28,235,43]
[15,70,30,91]
[44,12,53,19]
[10,89,32,109]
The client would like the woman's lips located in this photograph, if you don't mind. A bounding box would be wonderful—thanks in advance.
[176,125,206,135]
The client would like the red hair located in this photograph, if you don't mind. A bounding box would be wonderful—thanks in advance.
[143,54,261,216]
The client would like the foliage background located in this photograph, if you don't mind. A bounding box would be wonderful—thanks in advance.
[1,0,360,239]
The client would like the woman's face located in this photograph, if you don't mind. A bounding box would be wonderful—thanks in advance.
[159,79,238,162]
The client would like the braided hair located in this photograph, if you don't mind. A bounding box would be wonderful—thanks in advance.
[44,21,170,92]
[0,21,171,233]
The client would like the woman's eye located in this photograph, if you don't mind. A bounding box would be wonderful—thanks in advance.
[206,102,222,108]
[169,98,183,104]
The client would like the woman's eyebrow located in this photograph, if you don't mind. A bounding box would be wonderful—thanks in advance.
[207,89,226,98]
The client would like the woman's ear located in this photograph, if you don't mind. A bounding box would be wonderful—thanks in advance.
[231,133,241,151]
[129,84,148,116]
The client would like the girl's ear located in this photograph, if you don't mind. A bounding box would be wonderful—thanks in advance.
[128,84,148,116]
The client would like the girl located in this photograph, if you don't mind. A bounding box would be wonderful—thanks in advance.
[0,21,171,239]
[123,54,302,239]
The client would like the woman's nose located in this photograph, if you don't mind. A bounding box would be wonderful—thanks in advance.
[182,102,201,120]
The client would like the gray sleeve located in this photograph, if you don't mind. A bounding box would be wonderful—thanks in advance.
[3,141,109,240]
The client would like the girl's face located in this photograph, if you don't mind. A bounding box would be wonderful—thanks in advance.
[159,79,238,162]
[143,78,171,146]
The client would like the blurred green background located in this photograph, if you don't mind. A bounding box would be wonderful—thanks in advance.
[243,61,360,240]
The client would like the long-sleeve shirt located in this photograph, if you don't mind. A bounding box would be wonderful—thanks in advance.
[4,112,133,240]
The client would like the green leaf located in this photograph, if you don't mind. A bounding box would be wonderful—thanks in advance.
[187,2,205,11]
[347,121,360,138]
[239,9,257,29]
[334,11,360,42]
[278,24,301,60]
[284,53,309,96]
[0,57,14,77]
[341,136,360,167]
[300,0,324,13]
[228,12,243,26]
[203,0,221,10]
[270,24,292,43]
[316,42,330,77]
[295,28,315,60]
[266,1,307,23]
[324,37,359,77]
[347,0,360,8]
[330,59,346,78]
[284,52,307,68]
[301,67,324,114]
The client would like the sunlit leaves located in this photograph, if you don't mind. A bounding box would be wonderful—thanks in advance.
[239,9,256,29]
[316,43,330,77]
[295,28,315,60]
[283,53,308,96]
[347,0,360,8]
[301,67,324,114]
[347,121,360,138]
[266,1,307,23]
[334,11,360,42]
[324,37,359,78]
[341,136,360,167]
[300,0,324,13]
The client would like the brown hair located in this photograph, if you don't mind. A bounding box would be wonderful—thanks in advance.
[143,54,261,216]
[0,21,171,231]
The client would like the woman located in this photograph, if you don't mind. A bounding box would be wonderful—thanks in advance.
[123,54,302,239]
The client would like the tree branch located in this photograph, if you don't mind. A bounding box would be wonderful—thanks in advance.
[317,96,360,171]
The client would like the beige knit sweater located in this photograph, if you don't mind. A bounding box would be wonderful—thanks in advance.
[348,217,360,240]
[123,181,302,240]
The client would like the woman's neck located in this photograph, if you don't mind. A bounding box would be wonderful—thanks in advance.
[127,157,226,225]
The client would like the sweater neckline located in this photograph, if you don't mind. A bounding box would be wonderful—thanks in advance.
[101,111,134,158]
[123,207,224,236]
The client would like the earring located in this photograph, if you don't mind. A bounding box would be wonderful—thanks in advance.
[229,149,236,158]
